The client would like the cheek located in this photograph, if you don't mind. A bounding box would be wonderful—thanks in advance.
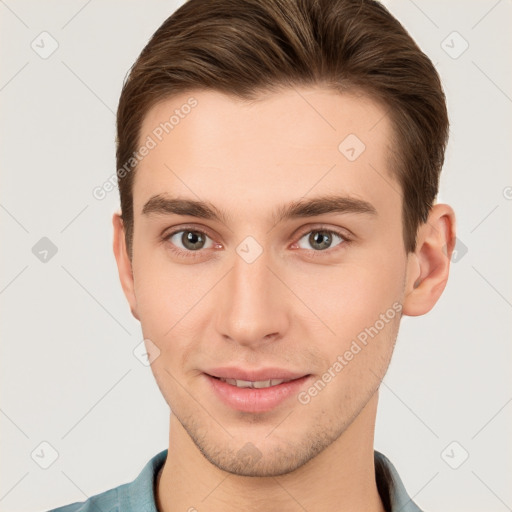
[302,267,403,404]
[131,244,219,347]
[131,245,185,338]
[299,250,405,352]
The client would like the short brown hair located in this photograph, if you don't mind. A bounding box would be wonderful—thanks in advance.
[116,0,449,259]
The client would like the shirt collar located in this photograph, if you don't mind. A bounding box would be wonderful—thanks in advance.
[375,450,424,512]
[122,449,423,512]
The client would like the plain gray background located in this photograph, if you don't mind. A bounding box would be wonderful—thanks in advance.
[1,1,511,511]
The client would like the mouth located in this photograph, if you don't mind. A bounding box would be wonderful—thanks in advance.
[203,370,312,413]
[209,376,297,389]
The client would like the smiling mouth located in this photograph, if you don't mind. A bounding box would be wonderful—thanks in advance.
[209,376,297,389]
[205,373,312,413]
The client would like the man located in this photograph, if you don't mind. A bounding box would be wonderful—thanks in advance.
[49,0,456,510]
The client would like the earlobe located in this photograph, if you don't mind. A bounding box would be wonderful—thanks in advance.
[112,212,140,321]
[402,204,456,316]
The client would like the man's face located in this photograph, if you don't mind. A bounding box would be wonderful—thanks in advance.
[125,87,410,476]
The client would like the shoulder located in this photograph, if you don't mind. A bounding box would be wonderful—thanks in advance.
[43,449,168,512]
[45,487,121,512]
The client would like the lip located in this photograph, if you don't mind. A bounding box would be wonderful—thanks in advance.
[205,367,307,381]
[203,368,312,413]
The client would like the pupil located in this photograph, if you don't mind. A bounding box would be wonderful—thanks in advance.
[311,231,331,250]
[185,231,203,249]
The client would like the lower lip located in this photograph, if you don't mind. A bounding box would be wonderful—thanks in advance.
[205,374,311,413]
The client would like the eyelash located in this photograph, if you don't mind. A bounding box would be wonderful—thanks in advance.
[162,225,352,260]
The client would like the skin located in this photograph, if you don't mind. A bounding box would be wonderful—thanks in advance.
[112,86,456,512]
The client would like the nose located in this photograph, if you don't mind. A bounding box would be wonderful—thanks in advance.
[215,243,291,348]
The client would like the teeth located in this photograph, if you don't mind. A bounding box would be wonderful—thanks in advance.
[219,378,290,388]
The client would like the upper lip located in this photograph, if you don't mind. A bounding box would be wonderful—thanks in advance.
[205,367,309,381]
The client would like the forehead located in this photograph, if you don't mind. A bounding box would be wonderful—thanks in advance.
[133,87,399,223]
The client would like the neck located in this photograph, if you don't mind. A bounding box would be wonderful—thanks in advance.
[156,392,385,512]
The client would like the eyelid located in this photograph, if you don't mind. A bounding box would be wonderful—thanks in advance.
[163,223,217,240]
[293,223,353,242]
[163,223,353,240]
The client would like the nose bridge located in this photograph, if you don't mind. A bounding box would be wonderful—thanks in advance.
[217,240,288,345]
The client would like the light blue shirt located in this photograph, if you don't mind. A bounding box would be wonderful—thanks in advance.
[46,449,423,511]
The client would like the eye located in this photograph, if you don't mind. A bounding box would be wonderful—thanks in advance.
[165,228,217,257]
[162,225,351,260]
[294,228,349,252]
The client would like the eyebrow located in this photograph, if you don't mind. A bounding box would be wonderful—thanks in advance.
[141,193,378,225]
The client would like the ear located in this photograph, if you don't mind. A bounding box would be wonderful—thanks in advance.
[402,203,456,316]
[112,211,139,321]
